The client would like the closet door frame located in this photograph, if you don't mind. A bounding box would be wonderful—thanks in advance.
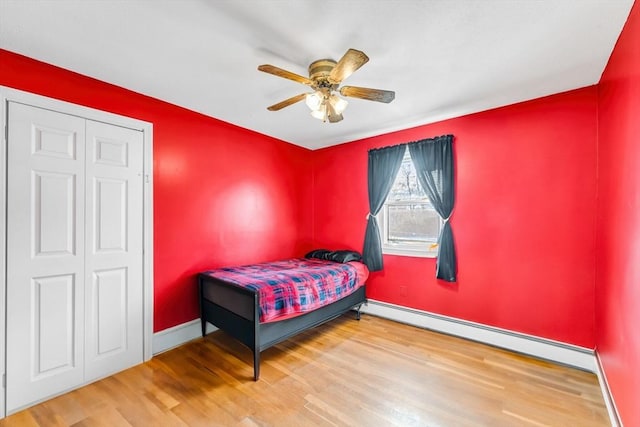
[0,86,154,418]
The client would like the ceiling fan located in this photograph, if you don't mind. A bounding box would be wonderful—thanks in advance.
[258,48,395,123]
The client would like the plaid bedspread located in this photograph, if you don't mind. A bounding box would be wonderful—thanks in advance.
[201,258,363,323]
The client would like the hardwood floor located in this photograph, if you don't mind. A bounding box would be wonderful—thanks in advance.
[1,314,609,426]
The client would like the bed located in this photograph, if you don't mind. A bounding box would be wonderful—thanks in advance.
[198,253,368,380]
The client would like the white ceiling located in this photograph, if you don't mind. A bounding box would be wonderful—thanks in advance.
[0,0,634,150]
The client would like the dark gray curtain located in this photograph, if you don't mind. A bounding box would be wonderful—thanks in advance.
[408,135,456,282]
[362,144,406,271]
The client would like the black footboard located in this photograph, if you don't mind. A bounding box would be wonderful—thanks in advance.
[198,273,366,380]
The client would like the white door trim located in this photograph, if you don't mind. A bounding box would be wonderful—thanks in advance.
[0,86,154,418]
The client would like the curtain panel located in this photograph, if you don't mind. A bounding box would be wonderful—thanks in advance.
[362,144,406,271]
[408,135,456,282]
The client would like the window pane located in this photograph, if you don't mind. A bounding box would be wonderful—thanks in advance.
[387,204,441,243]
[388,153,429,202]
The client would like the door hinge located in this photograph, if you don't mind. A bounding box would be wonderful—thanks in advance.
[2,373,5,388]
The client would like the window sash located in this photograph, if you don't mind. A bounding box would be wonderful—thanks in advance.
[380,202,441,258]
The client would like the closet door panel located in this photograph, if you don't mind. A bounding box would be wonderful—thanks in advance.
[84,120,144,382]
[6,103,86,413]
[34,171,77,255]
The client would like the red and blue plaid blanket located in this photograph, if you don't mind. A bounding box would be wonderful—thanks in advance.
[201,258,365,323]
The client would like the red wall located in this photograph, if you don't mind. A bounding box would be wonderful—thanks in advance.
[596,1,640,425]
[313,87,598,348]
[0,49,314,332]
[3,25,637,420]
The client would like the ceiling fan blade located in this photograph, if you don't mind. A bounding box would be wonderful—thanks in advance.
[328,49,369,84]
[258,64,313,86]
[340,86,395,103]
[266,93,308,111]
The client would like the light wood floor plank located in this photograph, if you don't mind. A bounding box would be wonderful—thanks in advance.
[0,315,609,426]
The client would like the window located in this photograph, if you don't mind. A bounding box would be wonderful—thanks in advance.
[379,148,442,257]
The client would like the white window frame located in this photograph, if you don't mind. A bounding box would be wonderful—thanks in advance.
[379,150,442,258]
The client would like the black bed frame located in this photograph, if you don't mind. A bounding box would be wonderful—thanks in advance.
[198,273,366,380]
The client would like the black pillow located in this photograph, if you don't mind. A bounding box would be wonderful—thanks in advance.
[327,250,362,263]
[305,249,362,263]
[305,249,331,260]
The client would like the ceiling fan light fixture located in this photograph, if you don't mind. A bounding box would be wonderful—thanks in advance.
[310,106,327,121]
[305,91,324,111]
[329,94,348,115]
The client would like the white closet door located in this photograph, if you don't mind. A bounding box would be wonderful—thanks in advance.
[5,103,145,414]
[84,120,143,381]
[6,103,87,412]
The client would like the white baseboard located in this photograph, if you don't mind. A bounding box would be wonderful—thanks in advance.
[153,319,217,355]
[156,302,615,424]
[595,353,622,427]
[154,300,596,370]
[360,299,597,372]
[155,300,596,371]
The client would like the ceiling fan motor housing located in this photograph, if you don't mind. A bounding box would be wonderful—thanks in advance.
[309,59,337,88]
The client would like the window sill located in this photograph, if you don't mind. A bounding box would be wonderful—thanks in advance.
[382,246,438,258]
